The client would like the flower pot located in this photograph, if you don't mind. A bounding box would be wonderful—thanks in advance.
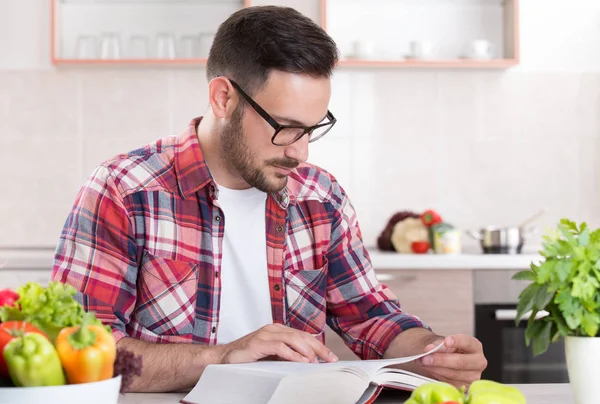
[565,336,600,403]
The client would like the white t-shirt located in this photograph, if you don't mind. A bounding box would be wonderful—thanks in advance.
[215,185,273,344]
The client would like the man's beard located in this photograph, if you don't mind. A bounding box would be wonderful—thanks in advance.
[219,106,299,194]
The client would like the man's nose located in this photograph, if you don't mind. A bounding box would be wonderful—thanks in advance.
[284,135,309,164]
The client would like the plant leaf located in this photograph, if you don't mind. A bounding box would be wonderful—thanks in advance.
[555,260,572,283]
[516,283,540,326]
[580,228,590,247]
[560,219,578,232]
[537,260,556,284]
[534,285,554,309]
[532,320,552,356]
[581,311,600,337]
[512,270,536,281]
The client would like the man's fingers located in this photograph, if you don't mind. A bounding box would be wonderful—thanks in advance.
[421,352,486,371]
[269,341,312,363]
[425,342,457,354]
[446,334,483,353]
[304,334,338,362]
[264,327,337,363]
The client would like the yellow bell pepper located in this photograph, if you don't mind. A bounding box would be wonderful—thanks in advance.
[55,312,116,384]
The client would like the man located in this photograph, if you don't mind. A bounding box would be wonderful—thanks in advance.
[51,5,486,393]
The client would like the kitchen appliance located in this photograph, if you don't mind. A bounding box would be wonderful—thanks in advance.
[468,210,545,254]
[474,270,569,384]
[467,226,532,254]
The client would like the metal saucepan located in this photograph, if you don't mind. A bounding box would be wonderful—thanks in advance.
[467,226,536,254]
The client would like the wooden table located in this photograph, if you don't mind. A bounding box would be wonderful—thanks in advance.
[118,383,574,403]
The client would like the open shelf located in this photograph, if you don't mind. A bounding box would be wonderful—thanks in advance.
[51,0,252,65]
[337,58,519,69]
[322,0,520,69]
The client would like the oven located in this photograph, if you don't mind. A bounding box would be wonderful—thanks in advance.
[474,270,569,384]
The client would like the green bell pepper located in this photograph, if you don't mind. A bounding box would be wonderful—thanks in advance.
[3,332,66,387]
[405,381,465,404]
[466,380,526,404]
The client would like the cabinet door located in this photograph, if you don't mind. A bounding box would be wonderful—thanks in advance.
[324,270,474,360]
[376,270,474,337]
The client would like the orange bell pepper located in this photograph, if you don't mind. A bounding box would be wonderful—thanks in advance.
[55,312,116,384]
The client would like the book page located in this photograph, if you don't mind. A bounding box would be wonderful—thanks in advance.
[345,341,444,377]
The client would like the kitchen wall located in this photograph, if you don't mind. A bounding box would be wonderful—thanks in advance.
[0,0,599,250]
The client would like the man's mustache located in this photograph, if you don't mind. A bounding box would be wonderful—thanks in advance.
[267,158,299,169]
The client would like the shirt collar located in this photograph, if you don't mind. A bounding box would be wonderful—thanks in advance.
[174,117,297,207]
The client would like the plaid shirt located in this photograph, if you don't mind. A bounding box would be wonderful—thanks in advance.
[51,118,426,360]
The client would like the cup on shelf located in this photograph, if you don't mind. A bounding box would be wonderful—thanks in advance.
[350,40,376,59]
[466,39,494,60]
[407,40,434,60]
[128,35,150,59]
[100,32,121,60]
[74,35,98,59]
[179,35,200,59]
[156,32,177,59]
[198,33,216,58]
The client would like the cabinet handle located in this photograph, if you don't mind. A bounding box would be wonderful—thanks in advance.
[494,309,549,322]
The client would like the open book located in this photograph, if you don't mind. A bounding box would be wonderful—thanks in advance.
[181,343,443,404]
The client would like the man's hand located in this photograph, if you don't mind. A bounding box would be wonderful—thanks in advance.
[419,334,487,389]
[219,324,339,364]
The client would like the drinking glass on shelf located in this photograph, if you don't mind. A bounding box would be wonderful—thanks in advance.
[198,32,215,58]
[179,35,200,59]
[100,32,121,60]
[74,35,98,59]
[156,32,177,59]
[128,35,150,59]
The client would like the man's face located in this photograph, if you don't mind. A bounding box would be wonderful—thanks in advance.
[219,71,331,193]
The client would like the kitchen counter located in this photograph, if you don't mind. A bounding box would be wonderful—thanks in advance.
[369,250,542,270]
[0,247,542,271]
[116,383,574,403]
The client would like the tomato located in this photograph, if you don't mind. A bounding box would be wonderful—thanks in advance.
[0,321,47,378]
[0,289,18,309]
[411,241,431,254]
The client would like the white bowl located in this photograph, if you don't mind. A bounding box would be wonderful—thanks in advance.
[0,375,121,404]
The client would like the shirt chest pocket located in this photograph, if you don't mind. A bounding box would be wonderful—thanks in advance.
[135,251,198,336]
[285,265,327,334]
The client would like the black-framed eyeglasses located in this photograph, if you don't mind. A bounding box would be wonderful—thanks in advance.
[228,79,337,146]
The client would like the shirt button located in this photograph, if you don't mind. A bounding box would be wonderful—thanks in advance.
[215,272,219,278]
[274,284,281,291]
[276,225,283,233]
[212,326,216,333]
[214,216,221,222]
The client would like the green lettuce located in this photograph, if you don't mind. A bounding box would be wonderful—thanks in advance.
[0,281,106,342]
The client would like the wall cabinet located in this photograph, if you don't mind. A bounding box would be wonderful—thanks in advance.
[322,0,520,68]
[51,0,251,65]
[325,269,474,360]
[51,0,519,68]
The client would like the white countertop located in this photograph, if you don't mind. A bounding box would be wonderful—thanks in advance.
[368,250,542,270]
[117,383,573,403]
[0,247,542,271]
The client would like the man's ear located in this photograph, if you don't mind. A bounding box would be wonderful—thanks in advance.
[208,77,238,119]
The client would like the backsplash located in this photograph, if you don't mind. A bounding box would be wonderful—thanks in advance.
[0,68,598,249]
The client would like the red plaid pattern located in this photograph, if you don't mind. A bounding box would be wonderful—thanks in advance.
[51,118,427,359]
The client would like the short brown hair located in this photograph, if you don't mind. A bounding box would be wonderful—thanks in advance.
[207,6,339,95]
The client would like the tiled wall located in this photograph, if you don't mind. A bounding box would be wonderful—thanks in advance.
[1,68,598,249]
[1,0,599,250]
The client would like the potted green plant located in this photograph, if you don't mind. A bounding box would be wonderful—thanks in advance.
[513,219,600,404]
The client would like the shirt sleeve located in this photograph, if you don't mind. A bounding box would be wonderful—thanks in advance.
[325,182,430,360]
[51,165,139,343]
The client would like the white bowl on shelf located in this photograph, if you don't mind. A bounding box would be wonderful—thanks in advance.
[0,375,121,404]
